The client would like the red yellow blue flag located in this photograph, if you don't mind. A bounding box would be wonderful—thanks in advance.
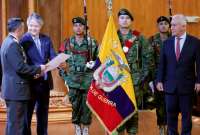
[87,15,137,134]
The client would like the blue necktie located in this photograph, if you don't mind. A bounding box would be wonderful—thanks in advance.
[34,37,47,80]
[34,38,42,57]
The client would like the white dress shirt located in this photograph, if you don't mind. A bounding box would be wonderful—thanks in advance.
[174,32,187,53]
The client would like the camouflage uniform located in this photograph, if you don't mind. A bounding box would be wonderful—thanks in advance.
[149,33,170,126]
[117,30,154,134]
[59,35,98,125]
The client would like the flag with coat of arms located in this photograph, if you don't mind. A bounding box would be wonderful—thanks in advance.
[87,15,137,134]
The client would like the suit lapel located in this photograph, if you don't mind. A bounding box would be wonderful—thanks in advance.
[170,37,177,62]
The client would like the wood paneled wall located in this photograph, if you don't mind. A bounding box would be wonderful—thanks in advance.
[1,0,200,47]
[61,0,200,43]
[6,0,28,19]
[37,0,61,51]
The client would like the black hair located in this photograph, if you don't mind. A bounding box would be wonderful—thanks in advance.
[7,17,24,32]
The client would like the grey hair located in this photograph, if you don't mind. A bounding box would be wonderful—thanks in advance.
[27,12,44,26]
[172,14,187,25]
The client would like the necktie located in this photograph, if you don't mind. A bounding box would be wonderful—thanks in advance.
[176,37,181,60]
[34,38,42,57]
[34,37,47,80]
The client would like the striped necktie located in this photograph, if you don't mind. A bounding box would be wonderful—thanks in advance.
[176,37,181,60]
[34,37,42,57]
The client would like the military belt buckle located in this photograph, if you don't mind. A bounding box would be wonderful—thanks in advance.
[76,66,81,72]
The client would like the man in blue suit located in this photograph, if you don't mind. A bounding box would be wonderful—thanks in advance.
[20,13,56,135]
[157,14,200,135]
[1,17,45,135]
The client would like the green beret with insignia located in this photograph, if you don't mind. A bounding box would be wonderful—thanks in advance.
[72,17,86,25]
[118,8,134,21]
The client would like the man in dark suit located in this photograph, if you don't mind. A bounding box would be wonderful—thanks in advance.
[156,14,200,135]
[20,13,56,135]
[0,17,45,135]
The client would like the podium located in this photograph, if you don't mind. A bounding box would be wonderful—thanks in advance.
[0,91,72,123]
[0,70,72,123]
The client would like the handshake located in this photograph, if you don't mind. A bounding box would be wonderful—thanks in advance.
[33,64,48,79]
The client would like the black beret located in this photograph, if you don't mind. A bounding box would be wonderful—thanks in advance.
[118,8,133,21]
[157,16,170,25]
[72,17,86,25]
[7,17,23,32]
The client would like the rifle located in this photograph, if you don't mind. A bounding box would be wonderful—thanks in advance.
[168,0,173,22]
[83,0,92,61]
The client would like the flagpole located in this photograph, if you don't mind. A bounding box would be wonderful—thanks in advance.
[105,0,113,17]
[83,0,92,61]
[104,2,118,135]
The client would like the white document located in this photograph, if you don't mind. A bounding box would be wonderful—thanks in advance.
[45,53,71,72]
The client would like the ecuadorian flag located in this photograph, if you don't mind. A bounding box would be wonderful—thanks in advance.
[87,15,137,134]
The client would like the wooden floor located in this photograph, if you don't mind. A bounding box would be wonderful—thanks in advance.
[0,110,200,135]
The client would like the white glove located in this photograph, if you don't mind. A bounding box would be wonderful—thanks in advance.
[149,81,155,93]
[86,61,95,69]
[123,46,129,53]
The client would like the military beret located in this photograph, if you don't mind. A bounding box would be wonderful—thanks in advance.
[157,16,170,25]
[118,8,133,21]
[72,17,86,25]
[7,17,23,32]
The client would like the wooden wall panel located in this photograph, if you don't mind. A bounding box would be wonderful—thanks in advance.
[7,0,28,20]
[62,0,200,43]
[37,0,61,51]
[2,0,200,45]
[62,0,167,42]
[173,0,200,37]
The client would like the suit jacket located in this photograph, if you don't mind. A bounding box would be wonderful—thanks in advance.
[157,34,200,94]
[20,32,56,90]
[0,35,41,100]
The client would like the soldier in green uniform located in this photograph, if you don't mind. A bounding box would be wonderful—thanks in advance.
[116,8,154,135]
[59,17,98,135]
[148,16,171,135]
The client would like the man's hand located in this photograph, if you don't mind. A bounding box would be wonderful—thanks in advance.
[0,92,4,102]
[195,83,200,93]
[156,82,164,91]
[40,65,46,72]
[86,61,95,69]
[59,62,69,72]
[34,65,47,79]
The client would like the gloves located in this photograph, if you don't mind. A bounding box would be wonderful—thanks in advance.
[86,61,95,69]
[149,81,155,93]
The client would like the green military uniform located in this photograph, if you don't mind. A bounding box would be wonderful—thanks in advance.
[117,29,154,134]
[60,35,98,125]
[149,32,170,126]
